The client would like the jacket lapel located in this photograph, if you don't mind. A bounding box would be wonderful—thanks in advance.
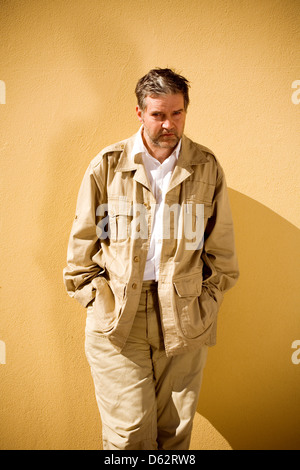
[114,135,152,192]
[132,156,152,192]
[167,134,209,193]
[114,133,209,195]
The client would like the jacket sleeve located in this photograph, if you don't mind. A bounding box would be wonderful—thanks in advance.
[63,163,104,307]
[201,163,239,309]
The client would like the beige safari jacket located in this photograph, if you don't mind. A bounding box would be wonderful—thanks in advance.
[63,133,239,356]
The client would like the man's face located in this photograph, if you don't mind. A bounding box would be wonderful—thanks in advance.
[136,93,186,156]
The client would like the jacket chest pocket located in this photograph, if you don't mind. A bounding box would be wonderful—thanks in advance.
[185,180,215,202]
[184,180,215,220]
[185,198,213,222]
[108,198,133,241]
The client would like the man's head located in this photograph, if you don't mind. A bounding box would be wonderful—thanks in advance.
[135,68,190,112]
[135,68,190,159]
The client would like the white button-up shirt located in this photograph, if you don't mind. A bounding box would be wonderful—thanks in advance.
[131,127,181,281]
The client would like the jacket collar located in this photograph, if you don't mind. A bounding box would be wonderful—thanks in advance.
[180,134,210,166]
[115,133,209,171]
[114,133,139,172]
[114,132,209,191]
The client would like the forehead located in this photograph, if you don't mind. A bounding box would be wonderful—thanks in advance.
[144,93,185,111]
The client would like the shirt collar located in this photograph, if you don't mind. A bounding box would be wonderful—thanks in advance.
[131,126,181,162]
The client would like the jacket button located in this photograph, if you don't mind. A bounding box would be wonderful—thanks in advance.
[134,256,139,262]
[132,283,137,289]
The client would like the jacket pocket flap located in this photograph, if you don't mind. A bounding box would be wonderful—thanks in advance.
[173,275,202,297]
[185,199,213,219]
[108,199,132,216]
[185,180,215,203]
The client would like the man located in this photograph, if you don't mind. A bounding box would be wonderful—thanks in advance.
[63,68,239,450]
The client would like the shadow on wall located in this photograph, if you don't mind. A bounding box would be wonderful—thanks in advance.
[197,189,300,450]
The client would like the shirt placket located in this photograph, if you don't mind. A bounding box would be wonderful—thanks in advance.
[154,165,167,281]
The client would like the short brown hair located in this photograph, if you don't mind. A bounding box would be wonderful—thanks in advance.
[135,68,190,111]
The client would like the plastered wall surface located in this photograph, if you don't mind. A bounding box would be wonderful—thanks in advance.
[0,0,299,450]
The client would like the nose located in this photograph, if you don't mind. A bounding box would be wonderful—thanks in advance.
[162,118,173,130]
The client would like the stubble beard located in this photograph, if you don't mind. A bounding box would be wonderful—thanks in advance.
[144,126,180,150]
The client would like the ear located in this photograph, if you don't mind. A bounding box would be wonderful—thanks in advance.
[136,105,144,123]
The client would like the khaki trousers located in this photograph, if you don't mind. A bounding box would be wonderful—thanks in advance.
[85,281,208,450]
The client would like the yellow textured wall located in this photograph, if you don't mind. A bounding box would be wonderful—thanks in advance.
[0,0,299,450]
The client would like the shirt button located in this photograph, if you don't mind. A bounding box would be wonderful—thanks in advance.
[132,283,137,289]
[134,256,139,262]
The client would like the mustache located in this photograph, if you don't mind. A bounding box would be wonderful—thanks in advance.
[159,130,177,136]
